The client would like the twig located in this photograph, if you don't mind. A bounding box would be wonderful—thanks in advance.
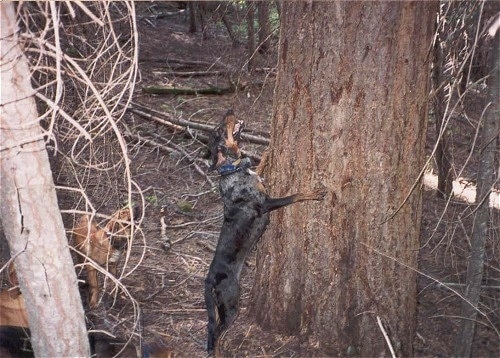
[144,284,166,301]
[148,131,215,187]
[436,282,500,290]
[159,216,171,251]
[238,325,253,350]
[171,232,197,246]
[123,126,215,186]
[376,316,396,358]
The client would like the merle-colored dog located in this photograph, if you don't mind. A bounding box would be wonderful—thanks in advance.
[204,110,325,354]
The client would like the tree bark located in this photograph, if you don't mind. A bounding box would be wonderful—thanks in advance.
[454,26,499,358]
[0,3,90,357]
[252,2,437,356]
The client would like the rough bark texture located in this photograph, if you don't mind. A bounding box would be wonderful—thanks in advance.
[252,2,436,356]
[0,3,90,356]
[454,27,499,358]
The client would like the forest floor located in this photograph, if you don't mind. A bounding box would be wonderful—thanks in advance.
[2,2,499,357]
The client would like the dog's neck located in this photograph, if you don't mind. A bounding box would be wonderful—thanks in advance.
[218,157,251,176]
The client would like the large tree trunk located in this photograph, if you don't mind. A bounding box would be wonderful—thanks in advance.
[0,3,90,356]
[252,2,437,356]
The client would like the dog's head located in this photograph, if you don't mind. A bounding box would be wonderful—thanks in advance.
[105,205,141,250]
[205,110,245,172]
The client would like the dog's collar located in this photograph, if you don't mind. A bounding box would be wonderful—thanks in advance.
[218,158,242,176]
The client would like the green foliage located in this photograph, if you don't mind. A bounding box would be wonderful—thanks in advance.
[145,195,159,206]
[176,199,193,213]
[269,3,280,29]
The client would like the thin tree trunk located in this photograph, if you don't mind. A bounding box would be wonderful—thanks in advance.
[247,1,256,71]
[454,26,499,358]
[0,3,90,356]
[433,35,454,199]
[252,2,437,356]
[188,2,197,33]
[257,1,271,54]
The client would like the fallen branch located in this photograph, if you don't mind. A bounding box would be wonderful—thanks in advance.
[137,10,185,21]
[129,104,214,132]
[147,130,211,183]
[140,57,222,67]
[162,70,226,77]
[128,102,270,146]
[142,85,237,96]
[164,58,229,68]
[122,125,215,186]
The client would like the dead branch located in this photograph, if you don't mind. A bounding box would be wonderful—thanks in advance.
[163,70,226,77]
[128,103,270,146]
[164,58,228,68]
[140,57,216,66]
[142,84,237,96]
[128,107,213,134]
[122,125,215,187]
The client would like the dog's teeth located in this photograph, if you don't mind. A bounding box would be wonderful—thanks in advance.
[233,120,244,135]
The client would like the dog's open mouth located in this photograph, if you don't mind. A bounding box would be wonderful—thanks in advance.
[206,110,245,171]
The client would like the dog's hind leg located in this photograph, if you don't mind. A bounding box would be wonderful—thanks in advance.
[204,276,218,353]
[205,272,240,354]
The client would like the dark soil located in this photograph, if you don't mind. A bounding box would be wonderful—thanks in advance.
[2,2,498,357]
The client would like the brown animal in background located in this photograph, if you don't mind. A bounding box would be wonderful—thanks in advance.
[71,206,140,309]
[0,261,28,328]
[0,327,175,358]
[204,111,326,354]
[0,287,28,328]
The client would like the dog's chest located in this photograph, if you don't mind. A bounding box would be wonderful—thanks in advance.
[219,170,267,205]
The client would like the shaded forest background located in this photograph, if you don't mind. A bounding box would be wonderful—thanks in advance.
[0,1,498,357]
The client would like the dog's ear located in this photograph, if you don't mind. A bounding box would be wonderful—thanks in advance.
[204,123,223,158]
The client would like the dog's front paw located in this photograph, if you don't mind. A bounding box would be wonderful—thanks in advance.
[311,185,327,201]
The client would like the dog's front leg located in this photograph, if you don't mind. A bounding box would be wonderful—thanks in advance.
[264,189,326,212]
[86,265,99,309]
